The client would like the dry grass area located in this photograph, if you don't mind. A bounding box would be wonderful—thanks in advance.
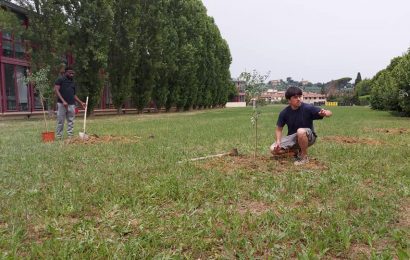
[64,134,141,145]
[236,199,276,216]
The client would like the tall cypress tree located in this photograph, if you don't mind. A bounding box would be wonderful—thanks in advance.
[133,0,162,112]
[17,0,68,103]
[108,0,139,114]
[64,0,114,113]
[354,72,362,86]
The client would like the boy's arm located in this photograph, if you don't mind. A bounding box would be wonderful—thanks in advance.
[274,126,283,151]
[319,109,332,117]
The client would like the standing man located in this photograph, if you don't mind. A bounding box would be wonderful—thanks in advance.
[54,66,85,139]
[270,86,332,165]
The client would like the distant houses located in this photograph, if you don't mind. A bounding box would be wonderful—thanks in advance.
[260,89,326,105]
[229,76,327,107]
[260,89,286,103]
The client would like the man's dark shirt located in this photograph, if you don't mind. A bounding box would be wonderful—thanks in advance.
[277,102,323,135]
[55,76,76,105]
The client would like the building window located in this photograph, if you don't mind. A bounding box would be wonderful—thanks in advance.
[5,64,16,110]
[2,39,13,57]
[4,64,28,111]
[2,31,26,59]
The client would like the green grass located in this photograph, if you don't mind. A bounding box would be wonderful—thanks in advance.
[0,106,409,258]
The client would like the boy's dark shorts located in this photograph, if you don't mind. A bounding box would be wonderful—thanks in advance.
[270,128,316,151]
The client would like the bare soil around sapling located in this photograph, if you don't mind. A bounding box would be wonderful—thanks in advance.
[321,135,385,145]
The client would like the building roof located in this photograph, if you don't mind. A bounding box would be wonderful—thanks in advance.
[303,92,326,98]
[0,0,28,15]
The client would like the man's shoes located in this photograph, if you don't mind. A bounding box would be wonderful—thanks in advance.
[294,156,309,166]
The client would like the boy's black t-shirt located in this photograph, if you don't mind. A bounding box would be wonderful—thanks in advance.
[277,103,323,135]
[55,76,76,105]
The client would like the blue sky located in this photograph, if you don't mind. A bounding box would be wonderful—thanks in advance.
[202,0,410,83]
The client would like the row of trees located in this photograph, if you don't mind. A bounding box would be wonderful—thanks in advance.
[355,49,410,115]
[11,0,234,113]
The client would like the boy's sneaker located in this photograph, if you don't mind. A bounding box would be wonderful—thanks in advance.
[294,156,309,166]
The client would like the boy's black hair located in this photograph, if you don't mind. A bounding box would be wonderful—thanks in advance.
[65,66,74,72]
[285,86,303,100]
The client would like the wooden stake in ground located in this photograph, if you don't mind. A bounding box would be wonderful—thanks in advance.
[178,148,239,164]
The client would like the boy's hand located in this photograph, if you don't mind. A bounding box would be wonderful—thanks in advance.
[274,142,281,152]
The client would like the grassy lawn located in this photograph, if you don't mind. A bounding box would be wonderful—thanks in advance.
[0,105,409,258]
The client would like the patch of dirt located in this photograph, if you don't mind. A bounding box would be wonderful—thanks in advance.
[0,220,8,229]
[25,223,50,244]
[236,200,276,216]
[196,154,327,174]
[396,198,410,228]
[364,127,409,135]
[321,135,384,145]
[296,157,329,171]
[348,243,372,259]
[64,134,141,145]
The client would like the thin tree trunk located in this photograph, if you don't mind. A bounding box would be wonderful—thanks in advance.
[254,117,257,158]
[41,96,49,132]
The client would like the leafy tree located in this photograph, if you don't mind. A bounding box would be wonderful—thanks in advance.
[152,0,177,110]
[16,0,69,108]
[0,8,24,34]
[108,0,139,114]
[64,0,114,113]
[369,56,404,112]
[393,51,410,115]
[133,0,162,112]
[214,37,232,106]
[355,79,372,96]
[370,70,399,111]
[10,0,232,114]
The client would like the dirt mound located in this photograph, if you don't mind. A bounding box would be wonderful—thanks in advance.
[64,134,141,145]
[236,199,276,216]
[321,136,384,145]
[196,154,327,174]
[364,127,409,134]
